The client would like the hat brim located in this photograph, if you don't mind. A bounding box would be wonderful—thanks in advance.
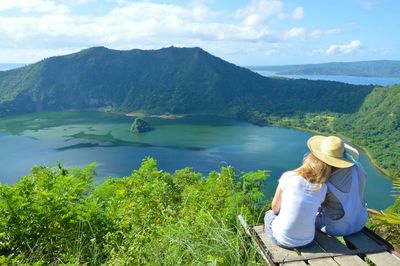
[307,135,359,168]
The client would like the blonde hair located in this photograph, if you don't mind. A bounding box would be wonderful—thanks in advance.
[294,154,331,190]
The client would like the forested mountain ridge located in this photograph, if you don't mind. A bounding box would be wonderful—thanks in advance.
[0,46,373,117]
[259,85,400,177]
[335,85,400,177]
[250,60,400,77]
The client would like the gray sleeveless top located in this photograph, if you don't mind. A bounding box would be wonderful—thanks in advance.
[317,163,368,236]
[321,164,367,220]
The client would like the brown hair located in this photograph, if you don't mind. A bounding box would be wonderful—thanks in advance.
[294,153,331,190]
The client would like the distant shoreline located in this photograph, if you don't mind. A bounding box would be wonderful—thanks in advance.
[87,108,395,179]
[125,112,185,119]
[283,125,392,179]
[98,108,187,120]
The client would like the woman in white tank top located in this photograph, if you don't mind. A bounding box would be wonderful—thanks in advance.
[264,154,330,248]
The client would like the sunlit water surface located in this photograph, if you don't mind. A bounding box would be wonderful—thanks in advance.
[0,111,394,210]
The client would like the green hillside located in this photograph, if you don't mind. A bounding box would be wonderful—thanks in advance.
[0,46,373,116]
[250,60,400,77]
[256,85,400,178]
[335,85,400,177]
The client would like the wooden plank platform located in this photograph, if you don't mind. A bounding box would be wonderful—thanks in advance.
[344,229,400,266]
[315,231,367,265]
[252,225,367,265]
[241,218,400,266]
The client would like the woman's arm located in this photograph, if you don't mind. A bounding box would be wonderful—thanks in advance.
[271,187,283,215]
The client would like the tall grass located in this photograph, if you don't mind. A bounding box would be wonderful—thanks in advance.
[368,176,400,248]
[0,158,268,265]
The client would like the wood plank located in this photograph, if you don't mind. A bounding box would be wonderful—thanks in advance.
[362,227,397,250]
[253,226,339,265]
[315,232,367,265]
[315,231,354,254]
[364,252,400,266]
[298,241,331,259]
[252,226,391,265]
[307,258,339,266]
[343,231,400,266]
[297,240,338,266]
[333,255,367,266]
[253,225,304,264]
[344,231,388,253]
[281,261,308,265]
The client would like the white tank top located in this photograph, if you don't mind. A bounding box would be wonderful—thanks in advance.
[272,171,327,247]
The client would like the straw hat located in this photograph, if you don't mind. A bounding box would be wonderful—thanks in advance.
[307,135,359,168]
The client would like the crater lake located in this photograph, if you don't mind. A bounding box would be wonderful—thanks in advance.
[0,111,394,210]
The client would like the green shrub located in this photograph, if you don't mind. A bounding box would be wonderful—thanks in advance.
[0,162,109,264]
[0,158,269,265]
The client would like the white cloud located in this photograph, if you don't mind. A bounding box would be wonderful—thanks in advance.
[263,44,280,55]
[0,1,285,48]
[284,27,305,40]
[68,0,93,4]
[309,28,341,38]
[0,0,69,13]
[89,2,238,43]
[325,40,362,55]
[0,15,83,39]
[236,0,303,27]
[325,28,341,35]
[0,47,77,63]
[236,0,284,26]
[357,0,378,10]
[309,30,322,38]
[0,0,344,64]
[292,7,303,20]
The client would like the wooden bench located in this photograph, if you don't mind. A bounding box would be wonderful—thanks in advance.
[238,215,400,266]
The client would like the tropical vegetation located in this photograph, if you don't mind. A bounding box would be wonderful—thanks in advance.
[0,46,373,117]
[246,85,400,179]
[0,158,268,264]
[368,176,400,249]
[0,46,399,260]
[130,118,152,133]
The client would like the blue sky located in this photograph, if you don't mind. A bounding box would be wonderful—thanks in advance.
[0,0,399,65]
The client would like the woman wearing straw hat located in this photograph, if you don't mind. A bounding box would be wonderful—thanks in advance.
[308,135,368,236]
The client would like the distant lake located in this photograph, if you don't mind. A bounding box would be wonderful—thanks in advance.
[253,70,400,86]
[0,63,25,71]
[0,111,394,210]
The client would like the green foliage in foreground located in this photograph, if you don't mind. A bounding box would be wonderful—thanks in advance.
[0,158,268,265]
[368,176,400,249]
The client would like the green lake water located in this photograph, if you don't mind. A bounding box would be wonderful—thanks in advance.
[0,111,395,210]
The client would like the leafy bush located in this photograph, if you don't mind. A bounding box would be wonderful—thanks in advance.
[368,176,400,249]
[0,162,108,264]
[0,158,268,265]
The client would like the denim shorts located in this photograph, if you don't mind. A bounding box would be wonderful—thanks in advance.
[263,210,281,246]
[264,210,310,249]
